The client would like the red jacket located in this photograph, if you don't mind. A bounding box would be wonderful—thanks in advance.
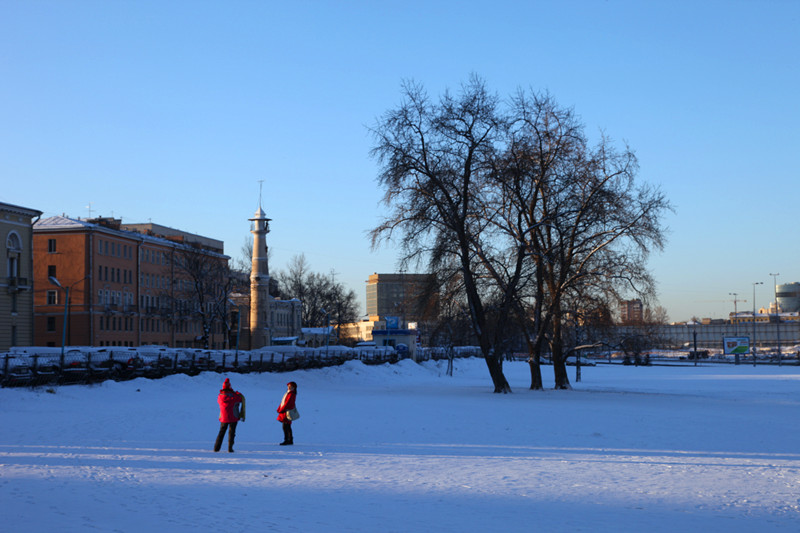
[218,389,243,423]
[276,390,296,424]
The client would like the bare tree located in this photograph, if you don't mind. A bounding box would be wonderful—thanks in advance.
[171,246,232,349]
[370,76,512,393]
[500,91,671,388]
[275,254,359,333]
[233,236,253,274]
[371,78,670,392]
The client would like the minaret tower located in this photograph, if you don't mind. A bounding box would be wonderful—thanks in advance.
[249,198,272,349]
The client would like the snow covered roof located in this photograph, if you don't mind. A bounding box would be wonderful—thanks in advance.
[34,215,229,259]
[35,215,93,230]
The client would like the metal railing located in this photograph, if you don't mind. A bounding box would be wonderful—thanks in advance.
[0,345,432,388]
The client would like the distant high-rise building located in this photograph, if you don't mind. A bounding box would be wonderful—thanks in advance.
[366,272,437,326]
[619,299,644,324]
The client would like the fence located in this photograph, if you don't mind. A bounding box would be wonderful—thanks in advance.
[0,345,417,388]
[0,344,485,388]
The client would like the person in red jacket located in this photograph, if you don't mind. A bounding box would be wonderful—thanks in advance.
[276,381,297,445]
[214,378,245,453]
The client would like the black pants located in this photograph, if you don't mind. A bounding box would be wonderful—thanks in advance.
[282,421,293,444]
[214,421,238,452]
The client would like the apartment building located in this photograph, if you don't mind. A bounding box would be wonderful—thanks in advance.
[33,216,230,349]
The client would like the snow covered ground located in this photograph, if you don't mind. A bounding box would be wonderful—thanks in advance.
[1,358,799,532]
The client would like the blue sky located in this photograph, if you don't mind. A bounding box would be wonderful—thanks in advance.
[2,0,798,322]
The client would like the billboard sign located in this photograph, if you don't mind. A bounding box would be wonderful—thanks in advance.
[723,337,750,355]
[385,316,401,330]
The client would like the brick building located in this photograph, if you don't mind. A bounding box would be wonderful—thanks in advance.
[33,216,230,348]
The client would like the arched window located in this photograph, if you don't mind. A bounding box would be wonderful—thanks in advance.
[6,231,22,278]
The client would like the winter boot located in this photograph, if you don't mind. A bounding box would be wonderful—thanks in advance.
[281,424,294,445]
[280,423,293,445]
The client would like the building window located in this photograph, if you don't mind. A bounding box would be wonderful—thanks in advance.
[6,231,22,278]
[47,290,58,305]
[11,293,18,314]
[47,316,56,332]
[48,239,57,253]
[48,265,56,279]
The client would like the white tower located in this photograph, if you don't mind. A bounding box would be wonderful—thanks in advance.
[249,205,271,348]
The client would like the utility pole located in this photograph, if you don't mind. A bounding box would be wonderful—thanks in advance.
[752,282,763,367]
[729,292,747,365]
[729,293,742,335]
[770,273,781,365]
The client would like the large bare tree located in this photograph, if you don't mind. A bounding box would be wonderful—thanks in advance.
[370,76,512,393]
[275,254,359,333]
[171,245,233,349]
[371,78,670,392]
[495,91,671,388]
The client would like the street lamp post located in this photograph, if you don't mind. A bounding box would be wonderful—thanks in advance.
[48,276,70,367]
[729,292,741,364]
[235,306,241,359]
[770,273,781,365]
[729,292,740,335]
[321,308,330,357]
[48,276,89,368]
[752,281,763,367]
[227,299,241,363]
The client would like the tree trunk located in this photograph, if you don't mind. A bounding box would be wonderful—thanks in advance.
[551,318,571,390]
[528,336,543,390]
[484,351,511,393]
[552,358,571,389]
[528,355,543,390]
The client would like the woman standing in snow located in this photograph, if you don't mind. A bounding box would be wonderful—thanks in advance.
[276,381,297,445]
[215,378,245,453]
